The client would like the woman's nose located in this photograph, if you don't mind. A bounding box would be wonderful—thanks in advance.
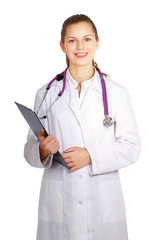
[77,40,84,50]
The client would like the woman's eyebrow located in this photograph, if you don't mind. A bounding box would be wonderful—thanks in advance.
[66,35,94,39]
[84,35,94,37]
[66,36,76,39]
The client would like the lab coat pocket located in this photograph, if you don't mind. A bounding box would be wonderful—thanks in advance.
[38,179,63,223]
[100,180,126,223]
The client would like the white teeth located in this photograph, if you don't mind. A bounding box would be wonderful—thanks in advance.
[76,53,87,56]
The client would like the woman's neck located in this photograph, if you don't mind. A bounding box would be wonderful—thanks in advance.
[69,65,95,83]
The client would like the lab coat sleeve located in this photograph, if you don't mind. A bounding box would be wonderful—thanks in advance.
[24,89,53,169]
[87,86,141,175]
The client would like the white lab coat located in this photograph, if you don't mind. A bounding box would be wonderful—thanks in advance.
[24,70,141,240]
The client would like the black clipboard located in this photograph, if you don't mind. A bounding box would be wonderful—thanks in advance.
[15,102,68,168]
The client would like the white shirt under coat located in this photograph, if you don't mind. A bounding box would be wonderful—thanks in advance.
[67,69,95,108]
[24,69,141,240]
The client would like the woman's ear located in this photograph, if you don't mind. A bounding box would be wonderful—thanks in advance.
[60,41,66,53]
[96,37,100,50]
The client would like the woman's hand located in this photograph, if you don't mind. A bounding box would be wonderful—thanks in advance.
[38,129,60,162]
[62,147,91,172]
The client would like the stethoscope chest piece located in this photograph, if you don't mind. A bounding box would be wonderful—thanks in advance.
[103,115,113,127]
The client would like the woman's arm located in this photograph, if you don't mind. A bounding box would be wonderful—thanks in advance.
[86,87,141,175]
[24,89,55,168]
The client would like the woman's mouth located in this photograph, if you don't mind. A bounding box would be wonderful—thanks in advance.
[75,53,88,58]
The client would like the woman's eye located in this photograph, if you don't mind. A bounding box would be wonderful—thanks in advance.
[85,38,91,41]
[69,39,75,43]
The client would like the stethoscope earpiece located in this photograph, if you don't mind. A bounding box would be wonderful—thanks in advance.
[56,74,64,81]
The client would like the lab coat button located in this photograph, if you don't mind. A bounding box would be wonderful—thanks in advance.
[79,201,83,205]
[79,175,83,179]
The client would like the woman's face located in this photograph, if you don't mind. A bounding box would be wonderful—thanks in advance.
[60,21,99,68]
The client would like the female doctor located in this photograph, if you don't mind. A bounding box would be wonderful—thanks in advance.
[24,14,141,240]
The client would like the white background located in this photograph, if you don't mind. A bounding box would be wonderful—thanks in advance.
[0,0,160,239]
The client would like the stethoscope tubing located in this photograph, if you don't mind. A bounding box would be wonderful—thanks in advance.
[96,68,109,116]
[47,68,68,96]
[37,67,113,126]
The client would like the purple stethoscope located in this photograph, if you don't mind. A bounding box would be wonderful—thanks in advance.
[37,68,113,127]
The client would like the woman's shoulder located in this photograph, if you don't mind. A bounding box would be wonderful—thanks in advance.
[36,83,48,94]
[36,78,63,97]
[95,69,128,94]
[104,75,128,96]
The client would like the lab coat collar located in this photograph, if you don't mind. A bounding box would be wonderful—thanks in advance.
[65,68,102,93]
[59,69,103,117]
[49,68,103,93]
[49,68,107,120]
[67,68,96,92]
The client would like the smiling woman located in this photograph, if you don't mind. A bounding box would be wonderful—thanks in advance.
[24,14,141,240]
[60,14,100,81]
[60,20,99,82]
